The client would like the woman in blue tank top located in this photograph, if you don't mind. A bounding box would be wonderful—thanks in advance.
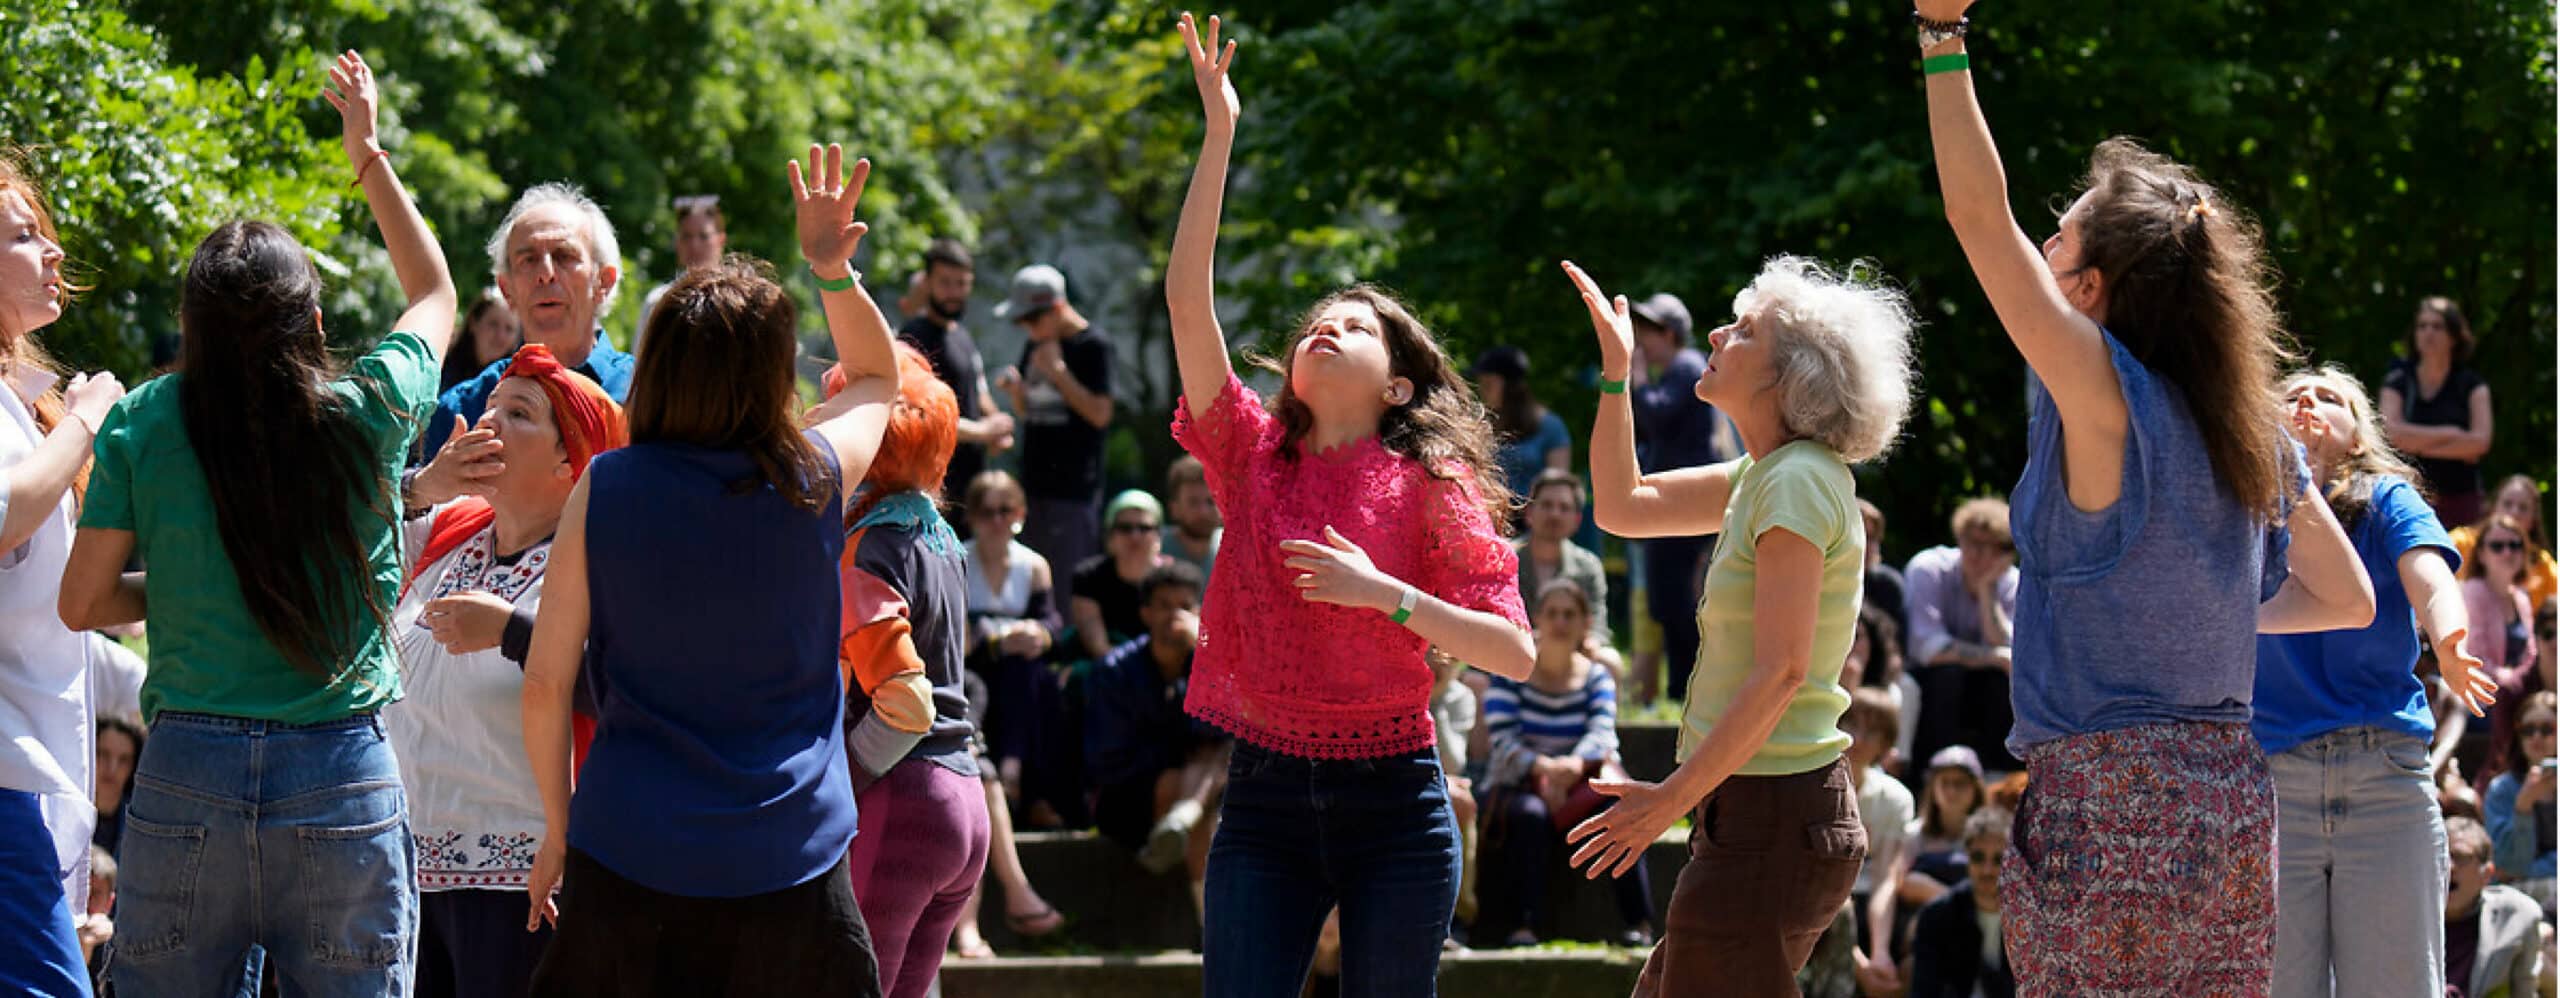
[518,145,901,995]
[1916,3,2375,992]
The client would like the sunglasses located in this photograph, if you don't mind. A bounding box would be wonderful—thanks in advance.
[1111,521,1161,535]
[1968,849,2005,865]
[2522,723,2557,738]
[2485,539,2527,554]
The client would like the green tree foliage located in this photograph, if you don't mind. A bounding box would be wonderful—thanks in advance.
[1116,0,2556,550]
[1,0,352,375]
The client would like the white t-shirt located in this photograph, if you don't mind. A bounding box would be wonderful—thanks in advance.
[1853,764,1913,895]
[0,376,95,909]
[386,505,551,891]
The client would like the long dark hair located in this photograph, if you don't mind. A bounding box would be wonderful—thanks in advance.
[178,221,404,680]
[2074,138,2296,519]
[626,256,833,511]
[1247,285,1512,527]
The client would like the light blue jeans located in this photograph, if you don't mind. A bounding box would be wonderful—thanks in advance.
[108,711,416,998]
[2269,726,2446,998]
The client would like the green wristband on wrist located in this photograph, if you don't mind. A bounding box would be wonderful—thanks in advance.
[813,268,859,293]
[1923,52,1971,76]
[1598,377,1628,395]
[1389,586,1418,626]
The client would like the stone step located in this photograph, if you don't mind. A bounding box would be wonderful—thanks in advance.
[977,827,1690,954]
[939,947,1648,998]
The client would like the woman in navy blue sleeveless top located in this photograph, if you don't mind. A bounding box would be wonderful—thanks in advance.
[519,145,903,995]
[1918,5,2375,993]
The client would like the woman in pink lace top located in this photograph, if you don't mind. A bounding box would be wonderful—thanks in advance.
[1168,15,1535,995]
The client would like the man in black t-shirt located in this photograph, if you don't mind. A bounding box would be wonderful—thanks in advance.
[894,239,1012,527]
[994,263,1115,602]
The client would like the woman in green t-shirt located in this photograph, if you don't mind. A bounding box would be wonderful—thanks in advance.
[1558,257,1916,996]
[59,52,458,996]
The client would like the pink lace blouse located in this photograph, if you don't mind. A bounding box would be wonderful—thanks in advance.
[1172,373,1527,760]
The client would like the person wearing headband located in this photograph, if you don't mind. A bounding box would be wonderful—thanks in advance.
[389,342,624,998]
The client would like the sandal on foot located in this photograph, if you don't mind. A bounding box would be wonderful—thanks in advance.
[1006,903,1065,938]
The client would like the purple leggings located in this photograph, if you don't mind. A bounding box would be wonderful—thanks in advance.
[849,760,991,998]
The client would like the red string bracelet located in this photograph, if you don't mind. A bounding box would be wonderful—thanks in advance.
[351,150,390,189]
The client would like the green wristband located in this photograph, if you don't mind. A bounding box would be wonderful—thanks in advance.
[1923,52,1970,76]
[813,268,859,293]
[1389,605,1414,625]
[1598,377,1628,395]
[1389,586,1418,626]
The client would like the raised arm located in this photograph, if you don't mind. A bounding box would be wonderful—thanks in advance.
[1919,2,2128,510]
[324,51,457,355]
[1166,12,1240,417]
[790,145,898,482]
[0,373,120,554]
[1562,261,1737,538]
[2257,482,2377,634]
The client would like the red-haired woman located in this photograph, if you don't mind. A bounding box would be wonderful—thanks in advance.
[0,151,124,995]
[824,346,990,998]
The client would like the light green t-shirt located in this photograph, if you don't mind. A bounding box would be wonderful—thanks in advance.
[1676,440,1864,776]
[81,331,439,723]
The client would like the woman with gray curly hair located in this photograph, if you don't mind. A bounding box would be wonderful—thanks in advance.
[1556,256,1914,994]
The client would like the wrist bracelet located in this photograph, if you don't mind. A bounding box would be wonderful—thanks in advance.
[1914,11,1969,48]
[813,268,861,293]
[1598,376,1628,395]
[351,149,390,189]
[1389,586,1419,626]
[1923,52,1971,76]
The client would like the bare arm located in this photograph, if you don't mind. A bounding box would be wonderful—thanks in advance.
[1919,13,2127,512]
[324,51,457,356]
[1166,13,1241,418]
[519,476,588,929]
[1279,525,1535,680]
[1070,595,1114,661]
[2408,546,2500,717]
[789,146,898,482]
[1,374,120,553]
[1562,261,1738,538]
[2258,484,2378,634]
[58,527,145,631]
[1050,360,1115,429]
[2440,384,2494,462]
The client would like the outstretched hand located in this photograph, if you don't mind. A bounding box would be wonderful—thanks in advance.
[788,144,872,275]
[1560,261,1635,379]
[1279,525,1400,615]
[1564,776,1689,880]
[320,50,383,168]
[1178,12,1240,128]
[2437,628,2499,718]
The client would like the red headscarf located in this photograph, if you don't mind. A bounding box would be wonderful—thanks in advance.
[500,344,626,479]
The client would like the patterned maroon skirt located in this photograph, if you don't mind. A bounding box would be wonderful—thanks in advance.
[2002,722,2275,997]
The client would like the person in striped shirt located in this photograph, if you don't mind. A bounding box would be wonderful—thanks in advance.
[1474,580,1655,947]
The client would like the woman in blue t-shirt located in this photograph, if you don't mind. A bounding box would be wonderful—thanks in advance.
[519,145,899,994]
[1918,2,2374,992]
[2254,366,2499,995]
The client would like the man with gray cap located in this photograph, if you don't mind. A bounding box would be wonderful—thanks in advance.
[993,263,1116,601]
[1625,292,1734,704]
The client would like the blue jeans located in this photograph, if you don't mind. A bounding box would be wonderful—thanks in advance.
[0,788,88,997]
[2268,726,2447,998]
[1203,742,1461,998]
[108,711,417,998]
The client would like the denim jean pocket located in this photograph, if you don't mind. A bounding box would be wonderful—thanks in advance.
[2380,736,2430,776]
[296,807,412,968]
[114,810,208,961]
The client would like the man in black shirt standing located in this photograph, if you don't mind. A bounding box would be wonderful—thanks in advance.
[995,263,1115,602]
[896,238,1013,528]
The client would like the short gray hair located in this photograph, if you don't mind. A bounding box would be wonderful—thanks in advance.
[1733,256,1917,464]
[485,182,623,316]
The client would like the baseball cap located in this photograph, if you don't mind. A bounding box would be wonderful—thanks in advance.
[1628,293,1693,340]
[1926,745,1984,781]
[994,264,1067,320]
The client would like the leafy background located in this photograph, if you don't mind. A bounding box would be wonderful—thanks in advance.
[8,0,2551,554]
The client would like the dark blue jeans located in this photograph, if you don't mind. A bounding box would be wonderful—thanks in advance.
[1203,742,1461,998]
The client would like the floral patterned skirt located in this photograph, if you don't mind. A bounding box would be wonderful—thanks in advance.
[2003,722,2275,997]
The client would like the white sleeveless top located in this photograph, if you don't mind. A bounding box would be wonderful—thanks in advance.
[963,539,1038,618]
